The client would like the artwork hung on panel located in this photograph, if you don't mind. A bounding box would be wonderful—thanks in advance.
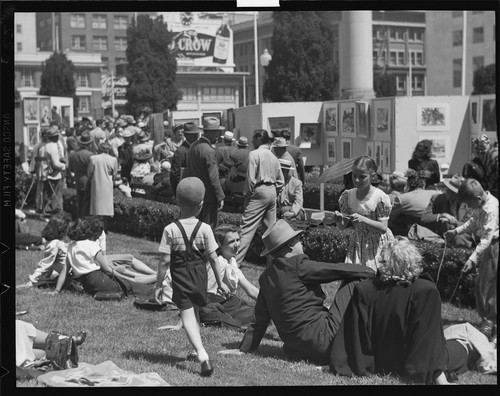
[374,141,383,169]
[471,100,479,125]
[202,112,221,123]
[299,123,320,148]
[268,117,295,142]
[327,138,336,162]
[420,135,451,163]
[39,98,51,126]
[373,99,391,141]
[24,98,39,124]
[416,103,449,131]
[61,106,71,129]
[365,142,374,158]
[340,102,356,137]
[382,142,391,174]
[356,101,369,138]
[481,98,496,132]
[28,126,39,148]
[226,108,235,133]
[342,138,352,160]
[324,102,338,137]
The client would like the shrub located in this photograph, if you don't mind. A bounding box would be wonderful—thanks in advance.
[15,166,35,208]
[303,182,344,212]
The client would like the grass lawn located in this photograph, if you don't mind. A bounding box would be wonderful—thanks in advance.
[14,218,497,387]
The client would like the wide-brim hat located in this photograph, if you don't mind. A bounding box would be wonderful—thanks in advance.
[223,131,235,142]
[122,126,137,138]
[136,130,150,142]
[260,219,304,257]
[183,122,200,134]
[273,137,288,148]
[46,125,60,137]
[202,117,225,132]
[115,118,127,128]
[176,177,205,206]
[443,174,463,193]
[135,148,153,161]
[237,136,249,147]
[77,131,93,145]
[124,115,136,125]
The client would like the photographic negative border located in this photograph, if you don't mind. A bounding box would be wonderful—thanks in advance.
[340,102,356,137]
[382,142,391,174]
[373,99,392,141]
[341,138,352,160]
[326,138,336,162]
[416,102,450,132]
[323,101,338,137]
[356,101,369,138]
[299,123,320,148]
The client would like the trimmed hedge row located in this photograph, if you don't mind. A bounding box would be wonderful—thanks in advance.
[62,187,475,307]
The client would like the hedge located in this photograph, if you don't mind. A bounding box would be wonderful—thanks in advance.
[61,187,476,308]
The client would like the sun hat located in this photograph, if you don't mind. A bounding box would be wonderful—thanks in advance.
[236,136,249,147]
[260,219,304,257]
[124,115,136,125]
[77,131,93,146]
[134,148,153,161]
[46,125,60,137]
[115,118,127,128]
[137,121,146,129]
[443,174,464,194]
[273,137,289,148]
[223,131,235,142]
[183,122,200,134]
[202,117,225,131]
[122,126,137,138]
[136,130,150,143]
[176,177,205,206]
[279,159,293,170]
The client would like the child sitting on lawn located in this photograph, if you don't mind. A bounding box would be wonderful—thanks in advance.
[154,177,230,377]
[17,215,71,294]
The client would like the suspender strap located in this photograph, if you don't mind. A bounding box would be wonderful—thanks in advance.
[174,220,203,260]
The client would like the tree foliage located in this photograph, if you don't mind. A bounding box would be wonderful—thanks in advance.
[263,12,339,102]
[472,63,496,95]
[373,72,397,98]
[125,15,181,116]
[40,52,76,97]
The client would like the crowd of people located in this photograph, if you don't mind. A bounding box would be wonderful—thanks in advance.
[15,114,498,383]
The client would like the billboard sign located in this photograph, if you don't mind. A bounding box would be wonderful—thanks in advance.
[164,12,235,69]
[101,76,128,109]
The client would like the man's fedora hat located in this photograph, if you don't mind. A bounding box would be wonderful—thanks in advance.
[202,117,225,131]
[183,122,201,134]
[236,136,249,147]
[273,137,289,148]
[443,174,464,194]
[260,219,304,257]
[77,131,93,146]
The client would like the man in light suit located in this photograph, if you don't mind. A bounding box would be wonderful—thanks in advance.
[277,159,305,221]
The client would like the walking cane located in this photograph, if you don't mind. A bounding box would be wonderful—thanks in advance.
[19,176,36,211]
[449,271,464,304]
[435,239,448,285]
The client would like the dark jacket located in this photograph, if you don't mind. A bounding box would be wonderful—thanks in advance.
[68,148,94,190]
[170,140,191,196]
[287,144,305,184]
[408,158,440,188]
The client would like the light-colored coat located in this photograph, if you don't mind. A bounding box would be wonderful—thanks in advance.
[88,153,118,216]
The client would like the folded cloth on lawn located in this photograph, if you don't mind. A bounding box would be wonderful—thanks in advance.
[36,361,170,387]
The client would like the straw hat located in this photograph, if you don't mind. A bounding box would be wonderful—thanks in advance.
[236,136,249,147]
[222,131,235,142]
[260,219,304,256]
[136,130,150,143]
[443,174,464,194]
[273,137,289,148]
[279,159,293,170]
[122,126,137,138]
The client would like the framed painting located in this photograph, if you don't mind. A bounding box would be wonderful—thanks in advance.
[420,135,451,163]
[342,138,352,160]
[202,112,222,124]
[39,98,51,126]
[226,108,235,133]
[299,123,320,148]
[416,103,449,131]
[356,101,369,138]
[382,142,391,174]
[327,138,336,162]
[268,116,295,141]
[373,99,391,141]
[471,98,479,126]
[374,141,383,170]
[61,106,71,129]
[323,102,338,137]
[365,141,374,158]
[481,98,496,133]
[24,98,39,124]
[340,102,356,137]
[28,125,39,148]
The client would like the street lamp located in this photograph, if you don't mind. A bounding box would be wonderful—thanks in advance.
[260,49,272,102]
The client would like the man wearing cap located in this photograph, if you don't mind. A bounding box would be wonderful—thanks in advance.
[421,174,478,248]
[277,159,305,221]
[186,117,226,229]
[229,136,250,182]
[216,131,236,178]
[118,126,136,183]
[272,137,298,180]
[219,219,375,364]
[68,129,95,218]
[281,130,305,184]
[42,125,67,214]
[235,129,284,266]
[170,122,200,196]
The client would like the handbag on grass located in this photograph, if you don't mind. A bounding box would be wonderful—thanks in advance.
[45,332,79,370]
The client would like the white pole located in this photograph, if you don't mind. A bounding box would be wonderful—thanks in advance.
[254,11,259,105]
[111,70,115,117]
[52,13,56,52]
[461,11,467,96]
[243,74,246,107]
[408,32,412,97]
[320,183,324,211]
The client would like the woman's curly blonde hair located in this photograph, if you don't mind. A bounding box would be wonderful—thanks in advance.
[378,237,423,286]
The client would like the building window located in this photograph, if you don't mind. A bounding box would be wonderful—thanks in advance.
[395,28,404,41]
[115,57,126,65]
[389,51,397,65]
[473,56,484,72]
[453,59,462,88]
[78,96,90,113]
[76,71,89,87]
[113,16,128,30]
[397,51,405,65]
[412,75,424,91]
[92,15,107,29]
[396,75,406,91]
[16,42,22,52]
[71,36,86,50]
[473,27,484,43]
[389,29,396,40]
[93,36,108,51]
[453,30,463,46]
[101,57,109,72]
[114,37,127,51]
[16,24,22,33]
[452,11,463,18]
[70,14,86,28]
[181,87,197,101]
[416,52,424,66]
[20,70,34,87]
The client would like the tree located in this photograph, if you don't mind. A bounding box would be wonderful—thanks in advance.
[125,14,181,116]
[373,72,397,98]
[472,63,496,95]
[262,12,339,102]
[39,52,78,115]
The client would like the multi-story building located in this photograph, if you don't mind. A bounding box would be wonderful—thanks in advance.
[425,10,496,95]
[14,13,37,53]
